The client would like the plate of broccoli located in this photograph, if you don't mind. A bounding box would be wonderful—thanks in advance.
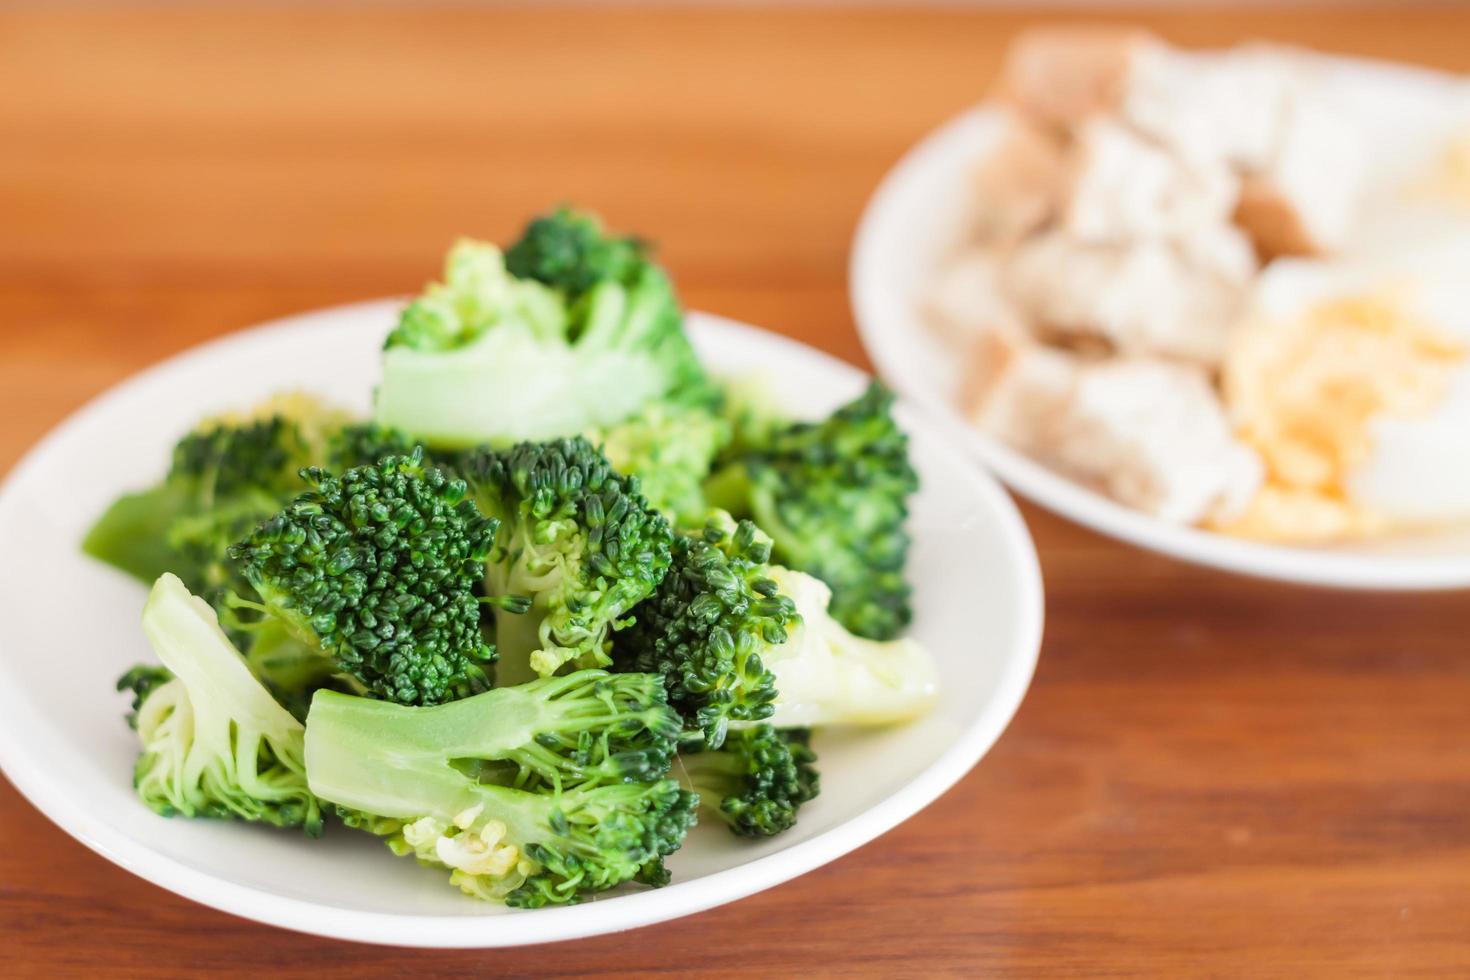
[0,209,1043,946]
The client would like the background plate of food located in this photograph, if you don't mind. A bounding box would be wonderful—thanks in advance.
[852,28,1470,590]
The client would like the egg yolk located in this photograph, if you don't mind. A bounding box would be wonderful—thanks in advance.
[1214,292,1465,542]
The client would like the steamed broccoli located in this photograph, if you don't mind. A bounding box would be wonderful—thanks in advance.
[591,400,731,522]
[124,573,321,833]
[705,382,918,640]
[84,409,317,592]
[374,210,709,447]
[759,565,938,729]
[83,394,420,602]
[613,514,796,749]
[227,450,499,706]
[323,421,420,472]
[617,513,937,743]
[463,437,673,685]
[505,206,646,298]
[305,669,696,907]
[679,724,818,838]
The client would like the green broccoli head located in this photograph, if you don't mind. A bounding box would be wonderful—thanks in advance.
[305,669,696,907]
[705,381,918,640]
[170,414,311,500]
[680,724,819,838]
[591,400,731,523]
[613,513,795,749]
[374,213,710,447]
[228,450,498,706]
[504,206,646,299]
[82,395,408,601]
[84,408,319,591]
[322,421,420,472]
[126,573,322,834]
[463,437,673,684]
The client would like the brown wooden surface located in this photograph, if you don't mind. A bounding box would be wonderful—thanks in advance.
[3,5,1470,977]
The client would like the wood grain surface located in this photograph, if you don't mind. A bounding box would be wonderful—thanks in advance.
[3,6,1470,977]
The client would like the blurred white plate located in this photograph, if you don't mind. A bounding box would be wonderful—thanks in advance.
[0,301,1043,946]
[852,55,1470,590]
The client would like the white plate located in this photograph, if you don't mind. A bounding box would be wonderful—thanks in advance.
[852,55,1470,590]
[0,301,1043,947]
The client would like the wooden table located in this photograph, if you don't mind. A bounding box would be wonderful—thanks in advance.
[3,6,1469,976]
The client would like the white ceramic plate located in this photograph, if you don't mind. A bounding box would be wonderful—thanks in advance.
[0,301,1043,947]
[852,55,1470,590]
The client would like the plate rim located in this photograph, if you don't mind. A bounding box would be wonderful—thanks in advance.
[850,54,1470,591]
[0,300,1044,947]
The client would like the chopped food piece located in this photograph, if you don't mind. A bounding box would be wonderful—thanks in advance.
[968,114,1069,247]
[1234,94,1366,257]
[996,27,1155,133]
[1004,229,1251,366]
[1061,118,1240,246]
[1003,30,1298,172]
[968,329,1262,525]
[922,248,1024,347]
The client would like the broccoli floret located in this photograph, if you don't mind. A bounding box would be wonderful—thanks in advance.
[82,395,401,602]
[125,573,321,834]
[227,450,498,706]
[304,669,696,907]
[463,437,673,685]
[679,724,818,838]
[83,412,315,591]
[505,205,646,298]
[613,514,795,749]
[618,513,937,741]
[322,421,419,471]
[374,212,709,447]
[591,400,731,522]
[705,382,918,640]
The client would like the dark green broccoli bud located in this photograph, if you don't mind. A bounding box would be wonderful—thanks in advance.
[82,395,365,598]
[127,574,322,835]
[613,513,795,749]
[323,421,419,471]
[680,724,819,838]
[505,206,646,299]
[170,414,310,500]
[228,450,498,706]
[305,669,696,907]
[375,214,710,447]
[705,382,918,640]
[84,412,316,591]
[463,437,674,684]
[117,664,174,731]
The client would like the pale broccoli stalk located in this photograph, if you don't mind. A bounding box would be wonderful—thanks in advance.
[762,566,938,729]
[305,670,696,907]
[126,573,321,834]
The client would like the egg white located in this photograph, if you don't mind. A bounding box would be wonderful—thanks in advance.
[1250,231,1470,527]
